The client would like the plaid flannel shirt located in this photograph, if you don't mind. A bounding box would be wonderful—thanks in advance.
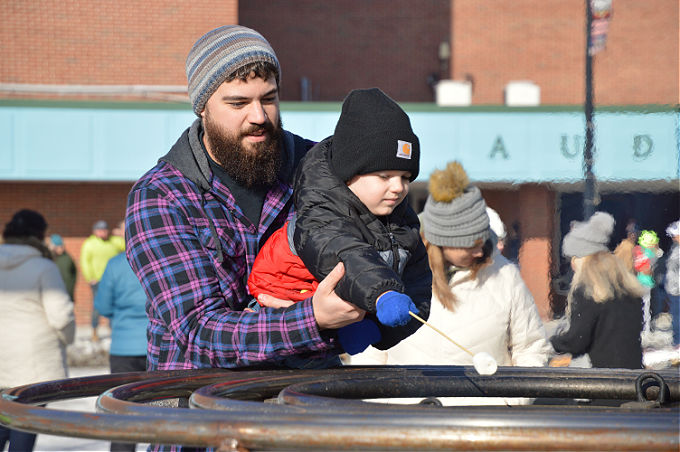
[125,121,336,370]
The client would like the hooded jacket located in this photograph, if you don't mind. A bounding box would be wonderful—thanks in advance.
[125,118,338,370]
[0,243,75,388]
[250,137,431,350]
[94,253,149,356]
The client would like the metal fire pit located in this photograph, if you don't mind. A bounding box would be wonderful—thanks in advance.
[1,366,678,451]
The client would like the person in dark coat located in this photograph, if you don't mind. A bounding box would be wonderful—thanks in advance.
[248,88,432,355]
[551,212,645,369]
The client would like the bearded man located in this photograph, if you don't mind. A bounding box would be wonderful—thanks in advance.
[125,25,365,375]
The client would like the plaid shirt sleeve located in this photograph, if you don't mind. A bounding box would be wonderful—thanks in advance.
[125,173,336,370]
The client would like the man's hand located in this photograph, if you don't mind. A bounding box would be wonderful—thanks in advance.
[312,262,365,329]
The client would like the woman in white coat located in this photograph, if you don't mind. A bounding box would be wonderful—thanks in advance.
[0,209,75,451]
[352,162,550,405]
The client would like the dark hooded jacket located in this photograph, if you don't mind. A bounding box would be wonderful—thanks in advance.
[293,137,431,349]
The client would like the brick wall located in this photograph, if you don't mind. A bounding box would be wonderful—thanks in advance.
[4,1,675,104]
[2,1,675,323]
[483,186,555,321]
[2,1,239,325]
[239,0,451,102]
[2,0,238,98]
[452,0,678,105]
[0,181,134,325]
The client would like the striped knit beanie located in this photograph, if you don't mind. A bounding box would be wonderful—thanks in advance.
[186,25,280,116]
[422,162,490,248]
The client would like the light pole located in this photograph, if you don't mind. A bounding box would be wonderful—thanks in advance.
[583,0,597,220]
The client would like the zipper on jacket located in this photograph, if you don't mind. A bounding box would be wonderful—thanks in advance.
[387,224,400,272]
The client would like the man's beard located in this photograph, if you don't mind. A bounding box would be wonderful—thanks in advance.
[204,111,283,189]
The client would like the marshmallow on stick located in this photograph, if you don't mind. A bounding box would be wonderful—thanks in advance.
[472,351,498,375]
[408,311,498,375]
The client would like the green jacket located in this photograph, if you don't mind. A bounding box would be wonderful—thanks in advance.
[53,251,77,300]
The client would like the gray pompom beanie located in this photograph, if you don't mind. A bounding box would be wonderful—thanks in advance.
[422,185,490,248]
[185,25,280,116]
[562,211,615,257]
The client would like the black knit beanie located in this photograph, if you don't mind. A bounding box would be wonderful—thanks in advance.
[3,209,48,240]
[330,88,420,182]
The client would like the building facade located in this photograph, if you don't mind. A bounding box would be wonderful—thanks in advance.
[1,0,678,324]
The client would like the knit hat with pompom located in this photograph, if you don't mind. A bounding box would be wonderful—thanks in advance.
[421,161,490,248]
[562,211,615,258]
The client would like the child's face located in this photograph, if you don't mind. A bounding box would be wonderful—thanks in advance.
[443,240,485,268]
[346,170,411,216]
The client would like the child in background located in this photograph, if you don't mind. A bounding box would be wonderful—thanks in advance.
[248,88,432,356]
[634,230,662,288]
[551,212,645,370]
[634,230,663,339]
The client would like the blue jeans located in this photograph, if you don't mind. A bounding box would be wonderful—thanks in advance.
[0,424,37,452]
[91,282,101,330]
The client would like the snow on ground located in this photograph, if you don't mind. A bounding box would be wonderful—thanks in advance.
[33,366,150,452]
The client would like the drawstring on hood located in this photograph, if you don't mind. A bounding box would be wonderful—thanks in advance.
[160,119,224,263]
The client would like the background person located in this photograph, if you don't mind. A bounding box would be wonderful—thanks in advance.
[352,162,551,406]
[633,229,663,342]
[125,25,363,377]
[550,212,645,369]
[0,209,75,452]
[486,207,506,253]
[663,220,679,346]
[80,220,125,341]
[613,219,639,273]
[48,233,77,301]
[94,222,148,452]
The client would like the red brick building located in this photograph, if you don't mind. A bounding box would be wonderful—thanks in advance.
[2,0,240,324]
[2,0,677,324]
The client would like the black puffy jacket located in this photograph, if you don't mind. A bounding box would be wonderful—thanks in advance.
[293,137,431,349]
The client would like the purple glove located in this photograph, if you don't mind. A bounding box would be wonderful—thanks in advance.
[376,291,417,327]
[337,318,381,355]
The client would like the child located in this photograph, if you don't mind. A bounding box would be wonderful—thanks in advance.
[634,230,662,288]
[551,212,645,369]
[248,88,432,355]
[634,229,663,337]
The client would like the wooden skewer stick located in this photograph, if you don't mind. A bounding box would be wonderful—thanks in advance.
[408,311,474,357]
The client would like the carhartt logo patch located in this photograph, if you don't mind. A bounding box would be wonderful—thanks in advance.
[397,140,412,159]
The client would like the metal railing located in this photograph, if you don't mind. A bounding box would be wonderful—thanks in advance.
[1,366,678,451]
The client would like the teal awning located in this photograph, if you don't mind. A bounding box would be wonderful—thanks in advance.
[1,101,677,183]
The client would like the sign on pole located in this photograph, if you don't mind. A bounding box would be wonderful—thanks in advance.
[589,0,613,55]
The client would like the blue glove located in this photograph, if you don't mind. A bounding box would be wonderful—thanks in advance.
[376,291,417,327]
[337,318,381,355]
